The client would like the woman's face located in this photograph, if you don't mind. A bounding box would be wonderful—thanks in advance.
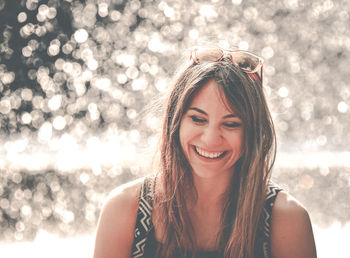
[179,79,243,180]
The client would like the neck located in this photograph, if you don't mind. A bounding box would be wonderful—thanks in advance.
[190,172,233,209]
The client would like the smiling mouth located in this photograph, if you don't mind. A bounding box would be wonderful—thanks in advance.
[193,146,227,159]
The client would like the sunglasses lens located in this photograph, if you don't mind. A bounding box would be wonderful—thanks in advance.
[230,52,261,73]
[194,48,224,63]
[191,48,263,77]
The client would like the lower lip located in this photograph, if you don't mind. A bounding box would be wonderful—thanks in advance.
[193,146,227,161]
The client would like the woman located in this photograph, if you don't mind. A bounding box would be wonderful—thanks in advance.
[93,47,317,258]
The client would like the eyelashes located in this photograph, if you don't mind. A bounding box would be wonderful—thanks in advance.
[189,115,242,128]
[190,115,206,124]
[223,122,242,128]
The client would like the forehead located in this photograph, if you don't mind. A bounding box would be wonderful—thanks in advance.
[189,79,236,114]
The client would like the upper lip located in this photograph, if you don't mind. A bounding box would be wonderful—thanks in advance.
[194,145,225,153]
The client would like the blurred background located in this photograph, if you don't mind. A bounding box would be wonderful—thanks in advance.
[0,0,349,257]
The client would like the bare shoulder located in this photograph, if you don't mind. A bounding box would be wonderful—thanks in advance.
[93,177,144,258]
[106,177,144,205]
[270,191,317,258]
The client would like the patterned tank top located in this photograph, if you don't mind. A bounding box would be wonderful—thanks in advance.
[131,177,282,258]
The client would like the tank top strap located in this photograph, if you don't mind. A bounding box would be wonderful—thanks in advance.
[131,176,155,257]
[259,181,283,257]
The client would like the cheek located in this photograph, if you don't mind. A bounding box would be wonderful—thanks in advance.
[179,121,196,156]
[229,131,244,153]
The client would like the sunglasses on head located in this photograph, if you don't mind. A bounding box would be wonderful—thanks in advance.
[190,47,264,83]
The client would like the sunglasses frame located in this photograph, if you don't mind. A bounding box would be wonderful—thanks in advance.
[190,47,264,84]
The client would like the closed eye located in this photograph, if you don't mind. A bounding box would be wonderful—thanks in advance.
[190,115,206,124]
[223,122,242,128]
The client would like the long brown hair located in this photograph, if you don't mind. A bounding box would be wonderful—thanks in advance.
[154,56,276,258]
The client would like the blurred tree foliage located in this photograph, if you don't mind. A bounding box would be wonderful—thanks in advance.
[1,0,350,241]
[1,0,350,151]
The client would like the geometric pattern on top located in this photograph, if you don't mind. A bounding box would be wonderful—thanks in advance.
[131,177,282,258]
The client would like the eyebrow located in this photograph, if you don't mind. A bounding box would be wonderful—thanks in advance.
[188,107,238,119]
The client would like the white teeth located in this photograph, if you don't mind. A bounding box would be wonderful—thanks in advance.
[194,146,224,159]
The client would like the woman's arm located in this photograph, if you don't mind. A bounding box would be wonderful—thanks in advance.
[93,178,143,258]
[270,191,317,258]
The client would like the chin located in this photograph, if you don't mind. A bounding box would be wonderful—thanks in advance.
[190,166,234,180]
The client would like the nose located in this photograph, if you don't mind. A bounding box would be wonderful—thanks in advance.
[200,125,222,148]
